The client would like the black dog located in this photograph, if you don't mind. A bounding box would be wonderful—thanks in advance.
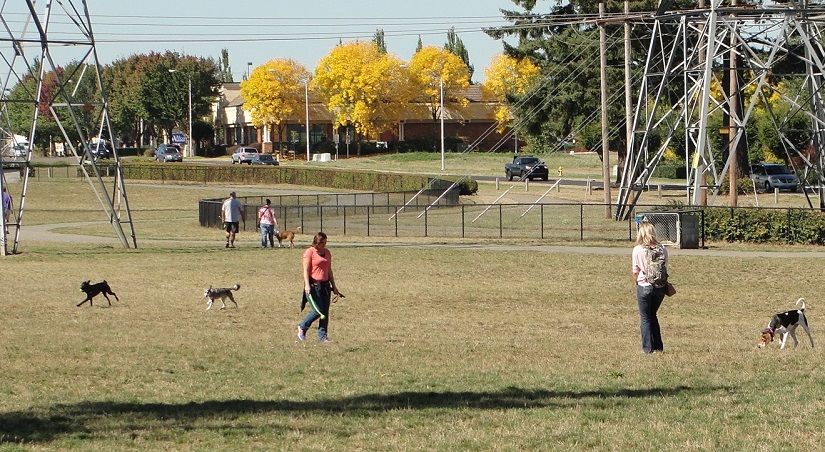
[77,280,119,307]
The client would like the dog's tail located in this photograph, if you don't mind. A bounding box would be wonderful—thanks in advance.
[797,297,806,310]
[233,284,241,290]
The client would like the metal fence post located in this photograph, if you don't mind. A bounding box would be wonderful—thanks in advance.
[461,205,465,238]
[499,204,503,238]
[540,204,544,239]
[787,207,792,243]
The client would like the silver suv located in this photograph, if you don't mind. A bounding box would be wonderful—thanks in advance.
[750,163,799,192]
[231,147,259,164]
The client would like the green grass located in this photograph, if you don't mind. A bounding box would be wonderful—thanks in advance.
[2,176,824,450]
[301,150,608,180]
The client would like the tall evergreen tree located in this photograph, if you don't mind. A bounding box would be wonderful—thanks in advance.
[444,28,474,83]
[416,35,423,53]
[485,0,654,155]
[374,29,387,54]
[219,48,233,83]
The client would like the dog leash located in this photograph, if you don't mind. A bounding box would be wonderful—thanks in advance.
[306,291,326,320]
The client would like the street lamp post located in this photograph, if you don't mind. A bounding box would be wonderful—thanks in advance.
[168,69,193,157]
[440,77,445,171]
[301,77,311,162]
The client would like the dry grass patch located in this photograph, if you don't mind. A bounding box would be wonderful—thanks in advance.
[0,240,824,449]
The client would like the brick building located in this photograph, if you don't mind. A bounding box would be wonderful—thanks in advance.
[211,82,518,156]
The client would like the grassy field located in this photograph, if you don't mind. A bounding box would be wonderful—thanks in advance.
[1,169,824,450]
[212,150,614,181]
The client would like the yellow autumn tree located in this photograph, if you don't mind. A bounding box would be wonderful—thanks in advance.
[314,41,411,154]
[483,54,539,133]
[240,59,310,152]
[408,46,471,141]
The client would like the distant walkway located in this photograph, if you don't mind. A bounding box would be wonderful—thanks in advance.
[16,221,825,258]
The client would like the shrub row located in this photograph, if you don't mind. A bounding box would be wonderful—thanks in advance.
[106,163,478,195]
[703,206,825,244]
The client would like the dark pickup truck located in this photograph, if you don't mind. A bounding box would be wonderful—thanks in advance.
[505,155,549,181]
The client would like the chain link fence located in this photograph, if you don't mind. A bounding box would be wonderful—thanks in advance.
[199,193,706,245]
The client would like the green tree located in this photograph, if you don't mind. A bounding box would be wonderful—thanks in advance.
[486,0,657,161]
[7,60,100,152]
[139,52,221,149]
[219,48,233,83]
[374,29,387,54]
[445,27,474,83]
[103,54,160,147]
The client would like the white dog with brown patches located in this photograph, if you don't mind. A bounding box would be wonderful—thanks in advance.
[758,298,814,350]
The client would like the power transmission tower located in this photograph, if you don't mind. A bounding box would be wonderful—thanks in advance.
[616,0,825,219]
[0,0,136,255]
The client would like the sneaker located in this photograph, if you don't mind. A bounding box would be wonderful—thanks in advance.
[297,326,306,341]
[229,244,235,249]
[225,242,229,248]
[320,338,332,345]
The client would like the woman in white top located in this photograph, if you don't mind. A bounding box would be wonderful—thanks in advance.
[631,222,668,354]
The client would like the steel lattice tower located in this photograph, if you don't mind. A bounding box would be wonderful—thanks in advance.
[0,0,136,255]
[616,0,825,219]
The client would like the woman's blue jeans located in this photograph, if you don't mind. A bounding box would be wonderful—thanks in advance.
[260,224,274,247]
[636,285,665,353]
[299,284,330,341]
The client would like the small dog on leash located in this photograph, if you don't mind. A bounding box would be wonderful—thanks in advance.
[758,298,814,349]
[202,284,240,310]
[77,280,119,307]
[277,227,302,248]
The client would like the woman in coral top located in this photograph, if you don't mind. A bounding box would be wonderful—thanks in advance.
[297,232,342,344]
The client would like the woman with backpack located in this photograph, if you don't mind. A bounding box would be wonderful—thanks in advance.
[632,221,669,354]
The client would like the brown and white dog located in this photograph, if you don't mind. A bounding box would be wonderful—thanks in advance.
[277,226,301,248]
[758,298,814,349]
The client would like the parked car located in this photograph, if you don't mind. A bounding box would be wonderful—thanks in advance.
[11,144,29,158]
[155,144,183,162]
[505,155,549,181]
[250,153,279,166]
[231,147,259,164]
[750,163,798,192]
[87,141,113,159]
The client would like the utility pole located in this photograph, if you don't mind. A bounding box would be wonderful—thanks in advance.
[624,0,633,193]
[728,0,740,206]
[599,2,611,218]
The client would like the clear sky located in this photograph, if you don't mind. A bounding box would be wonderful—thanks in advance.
[84,1,523,83]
